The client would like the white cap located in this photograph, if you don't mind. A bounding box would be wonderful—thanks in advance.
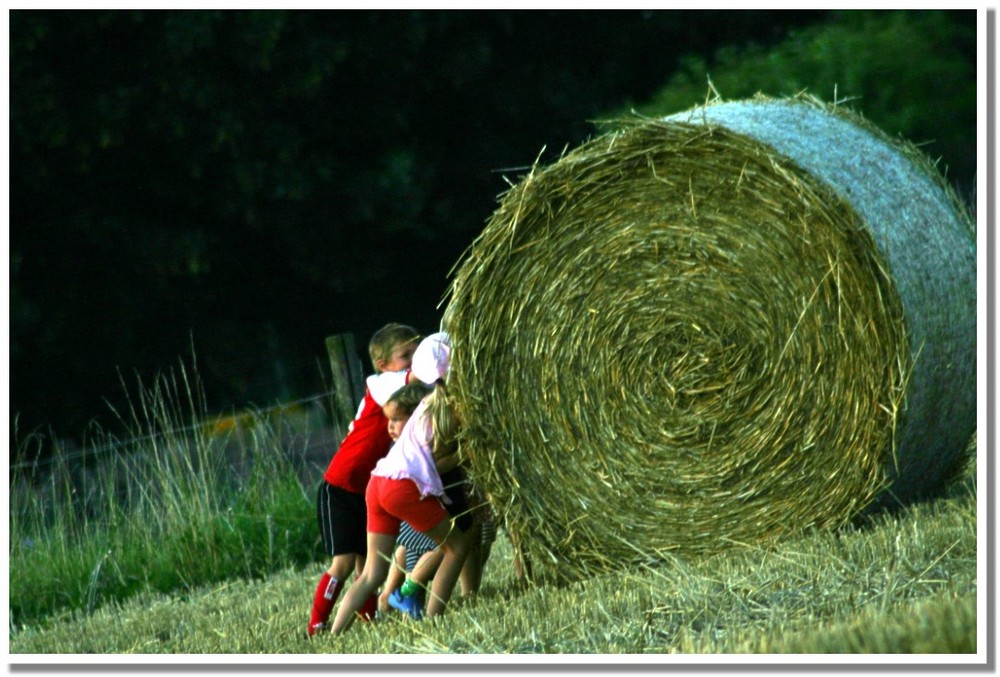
[411,331,451,384]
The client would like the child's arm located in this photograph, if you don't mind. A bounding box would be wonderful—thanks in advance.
[433,447,462,474]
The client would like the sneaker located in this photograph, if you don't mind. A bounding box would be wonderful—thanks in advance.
[387,589,424,620]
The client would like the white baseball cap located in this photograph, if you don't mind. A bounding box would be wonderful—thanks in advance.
[411,331,451,384]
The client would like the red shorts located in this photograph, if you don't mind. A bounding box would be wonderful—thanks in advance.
[366,475,449,536]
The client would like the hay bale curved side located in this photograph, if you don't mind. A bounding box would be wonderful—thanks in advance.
[666,97,976,505]
[443,98,973,582]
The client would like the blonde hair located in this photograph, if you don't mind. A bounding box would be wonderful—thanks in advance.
[425,380,460,458]
[368,323,420,371]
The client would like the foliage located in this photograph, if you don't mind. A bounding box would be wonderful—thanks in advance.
[9,11,977,455]
[609,10,976,197]
[11,9,848,451]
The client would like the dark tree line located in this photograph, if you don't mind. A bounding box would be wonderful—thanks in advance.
[10,10,975,461]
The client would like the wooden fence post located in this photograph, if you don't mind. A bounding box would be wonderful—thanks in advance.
[325,333,366,427]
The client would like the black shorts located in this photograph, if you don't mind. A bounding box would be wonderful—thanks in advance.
[316,481,367,558]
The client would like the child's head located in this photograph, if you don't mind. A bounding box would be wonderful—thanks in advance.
[368,323,421,373]
[383,381,434,440]
[411,332,459,454]
[410,331,451,386]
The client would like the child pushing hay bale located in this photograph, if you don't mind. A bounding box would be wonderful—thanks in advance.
[443,95,975,582]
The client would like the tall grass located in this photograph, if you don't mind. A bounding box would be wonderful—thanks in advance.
[9,363,324,631]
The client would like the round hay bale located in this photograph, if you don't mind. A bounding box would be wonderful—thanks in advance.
[443,95,975,582]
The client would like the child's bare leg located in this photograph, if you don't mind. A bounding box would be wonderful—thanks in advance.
[459,520,483,596]
[331,532,395,635]
[328,553,357,580]
[421,519,470,617]
[408,547,445,588]
[378,545,408,613]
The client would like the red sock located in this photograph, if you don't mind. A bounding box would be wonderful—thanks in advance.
[357,592,378,622]
[308,573,342,635]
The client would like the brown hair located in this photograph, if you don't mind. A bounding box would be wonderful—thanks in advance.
[368,323,420,371]
[386,381,433,417]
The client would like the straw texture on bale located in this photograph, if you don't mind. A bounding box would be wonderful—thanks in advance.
[443,95,975,582]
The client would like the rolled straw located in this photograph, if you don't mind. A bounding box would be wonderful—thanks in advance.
[443,95,975,581]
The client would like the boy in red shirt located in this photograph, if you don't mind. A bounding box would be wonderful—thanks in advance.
[307,322,420,636]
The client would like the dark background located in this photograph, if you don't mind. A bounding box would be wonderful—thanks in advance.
[9,10,977,463]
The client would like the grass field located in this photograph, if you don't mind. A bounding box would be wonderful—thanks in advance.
[7,372,983,663]
[11,484,979,657]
